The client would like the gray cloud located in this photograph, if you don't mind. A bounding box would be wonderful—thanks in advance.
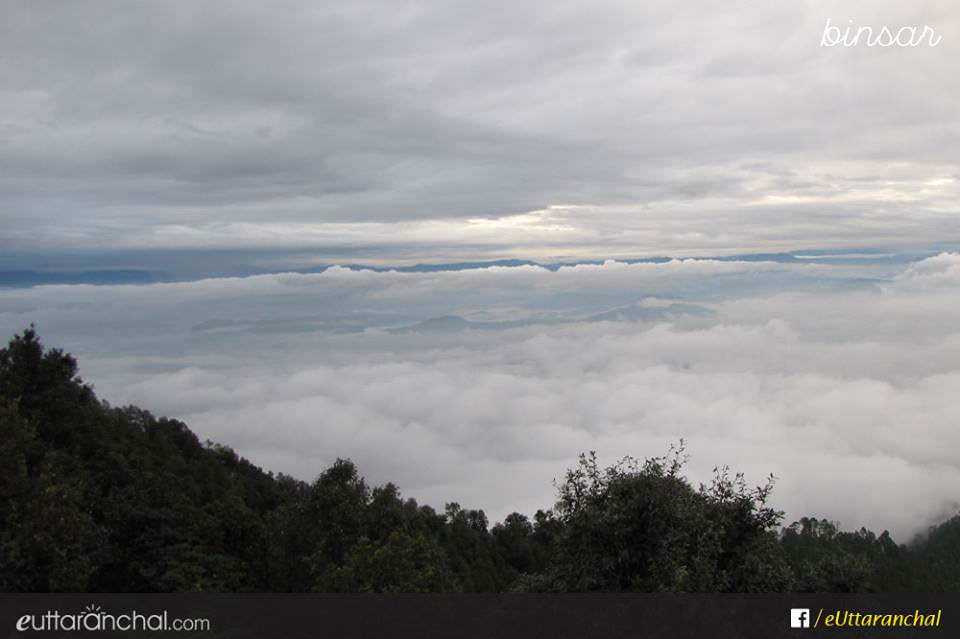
[1,0,958,256]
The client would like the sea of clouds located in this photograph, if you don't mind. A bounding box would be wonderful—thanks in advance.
[2,254,960,539]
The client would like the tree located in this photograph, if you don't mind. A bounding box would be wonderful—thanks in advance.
[329,532,455,592]
[543,447,790,592]
[304,460,370,588]
[8,452,106,591]
[0,326,97,449]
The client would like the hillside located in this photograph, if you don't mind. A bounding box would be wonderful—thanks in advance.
[0,327,957,592]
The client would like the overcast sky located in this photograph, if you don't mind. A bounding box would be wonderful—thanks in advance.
[1,0,958,261]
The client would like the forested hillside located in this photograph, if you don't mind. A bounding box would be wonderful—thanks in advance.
[1,327,957,592]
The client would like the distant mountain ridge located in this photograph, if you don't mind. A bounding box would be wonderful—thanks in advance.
[0,249,929,288]
[0,269,159,288]
[393,302,714,334]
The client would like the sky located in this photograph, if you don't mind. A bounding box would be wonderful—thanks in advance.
[1,0,958,264]
[1,1,959,538]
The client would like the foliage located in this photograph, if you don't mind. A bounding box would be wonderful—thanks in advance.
[0,328,957,592]
[534,447,791,591]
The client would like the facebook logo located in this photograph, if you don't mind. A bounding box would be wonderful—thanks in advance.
[790,608,811,628]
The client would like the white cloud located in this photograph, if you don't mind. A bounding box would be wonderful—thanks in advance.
[888,251,960,291]
[2,255,959,538]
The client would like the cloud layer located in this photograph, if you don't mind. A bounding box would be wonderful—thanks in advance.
[2,0,958,257]
[2,255,960,538]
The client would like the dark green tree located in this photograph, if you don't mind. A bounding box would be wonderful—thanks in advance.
[540,447,790,592]
[329,531,456,592]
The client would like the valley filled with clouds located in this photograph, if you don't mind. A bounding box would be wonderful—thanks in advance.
[3,253,959,538]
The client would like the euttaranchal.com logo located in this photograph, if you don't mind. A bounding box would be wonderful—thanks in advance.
[15,604,211,633]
